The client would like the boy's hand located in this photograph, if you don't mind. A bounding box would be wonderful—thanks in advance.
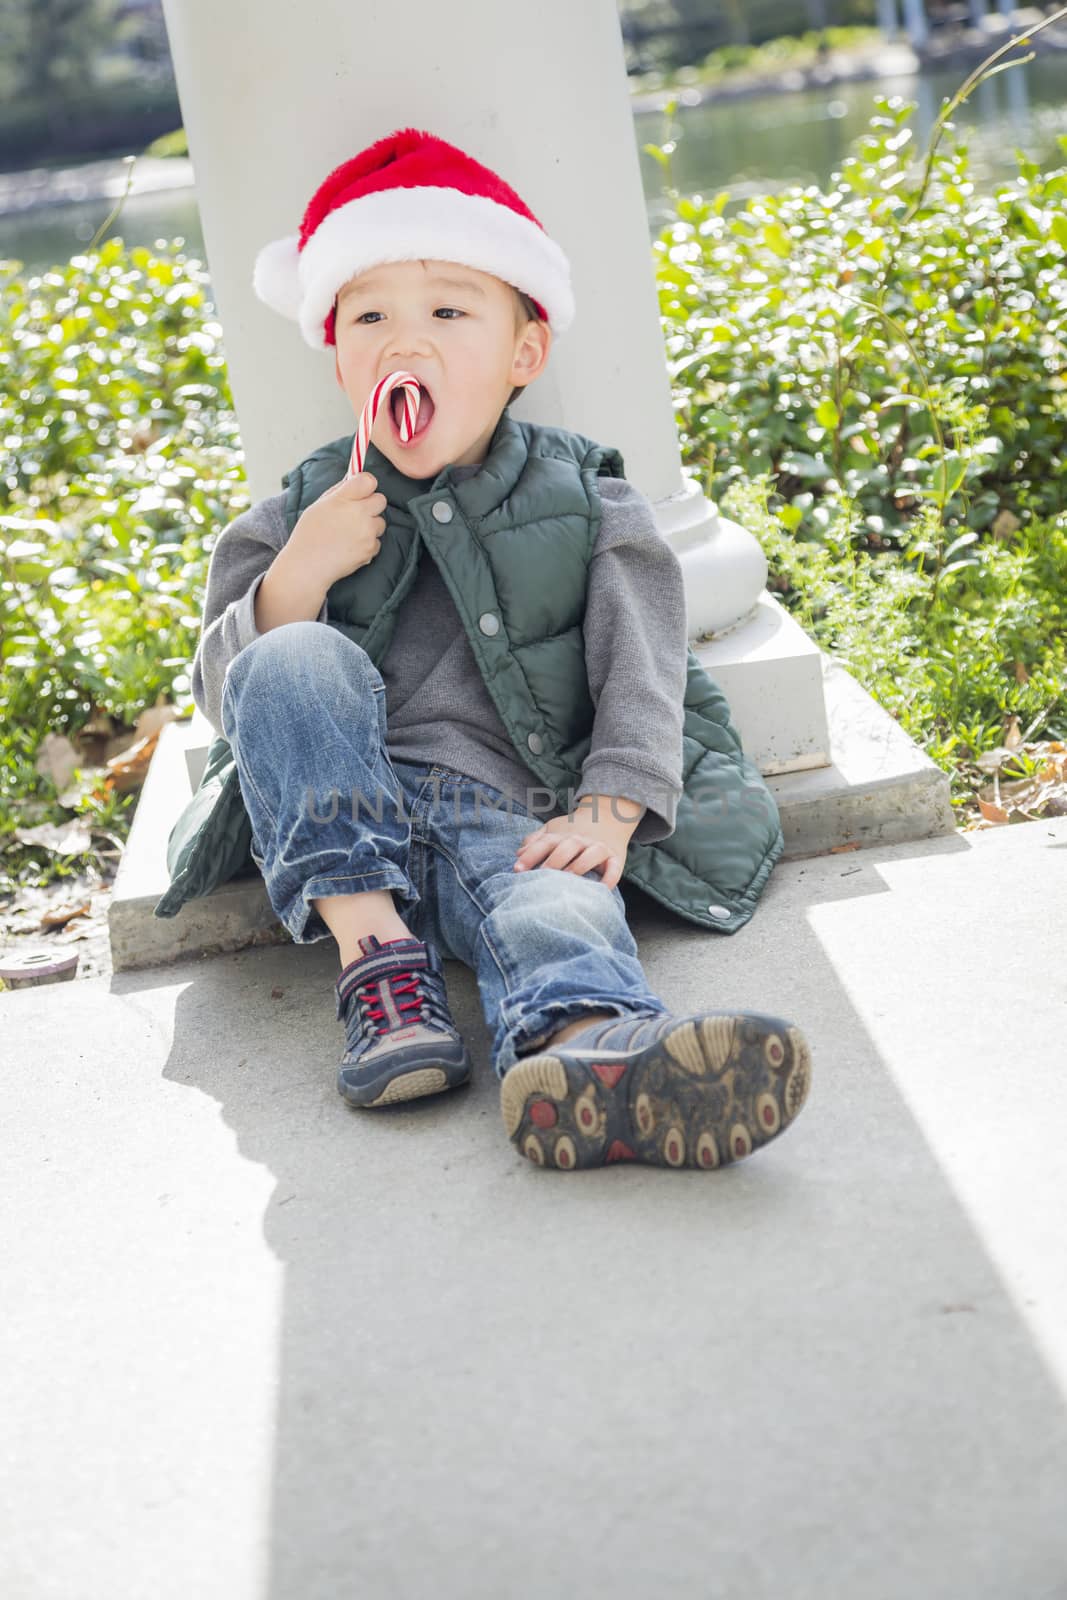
[513,800,640,892]
[291,471,390,589]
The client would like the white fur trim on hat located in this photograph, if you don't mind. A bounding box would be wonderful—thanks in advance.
[253,186,575,350]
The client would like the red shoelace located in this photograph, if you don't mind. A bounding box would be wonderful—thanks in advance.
[360,972,425,1035]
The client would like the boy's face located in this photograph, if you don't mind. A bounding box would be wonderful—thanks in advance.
[332,258,551,474]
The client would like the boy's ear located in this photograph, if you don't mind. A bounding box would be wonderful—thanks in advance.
[513,319,551,389]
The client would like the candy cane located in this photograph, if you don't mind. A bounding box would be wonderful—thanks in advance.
[346,370,424,479]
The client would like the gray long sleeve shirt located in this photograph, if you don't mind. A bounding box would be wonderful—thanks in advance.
[191,465,689,845]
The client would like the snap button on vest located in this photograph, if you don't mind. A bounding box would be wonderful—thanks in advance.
[478,612,500,636]
[707,905,731,921]
[527,732,544,754]
[432,500,453,522]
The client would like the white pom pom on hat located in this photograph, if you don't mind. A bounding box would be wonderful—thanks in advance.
[251,126,576,352]
[252,234,304,322]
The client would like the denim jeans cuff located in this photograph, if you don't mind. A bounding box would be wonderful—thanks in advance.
[290,868,421,943]
[496,997,669,1079]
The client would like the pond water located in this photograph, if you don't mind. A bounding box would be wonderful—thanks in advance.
[635,54,1067,227]
[1,57,1064,278]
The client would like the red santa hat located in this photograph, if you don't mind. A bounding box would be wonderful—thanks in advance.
[252,126,575,351]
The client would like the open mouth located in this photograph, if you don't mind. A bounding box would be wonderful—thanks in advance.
[389,382,436,447]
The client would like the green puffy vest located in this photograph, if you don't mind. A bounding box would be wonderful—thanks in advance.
[154,410,783,933]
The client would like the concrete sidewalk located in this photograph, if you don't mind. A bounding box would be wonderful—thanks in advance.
[3,817,1066,1599]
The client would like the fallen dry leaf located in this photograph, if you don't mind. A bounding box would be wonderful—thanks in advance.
[102,704,181,766]
[134,703,181,740]
[829,842,860,853]
[36,704,180,803]
[975,738,1067,826]
[34,733,81,792]
[11,818,94,856]
[70,701,181,773]
[105,729,162,794]
[39,900,92,930]
[966,739,1065,826]
[975,746,1015,772]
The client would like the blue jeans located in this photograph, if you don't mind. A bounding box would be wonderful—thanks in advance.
[221,622,670,1079]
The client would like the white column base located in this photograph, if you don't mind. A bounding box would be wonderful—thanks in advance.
[655,478,832,773]
[657,477,769,637]
[693,592,832,776]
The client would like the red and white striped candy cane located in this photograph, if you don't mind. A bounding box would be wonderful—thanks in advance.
[346,370,424,479]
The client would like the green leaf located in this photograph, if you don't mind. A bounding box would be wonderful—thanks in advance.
[878,393,925,411]
[928,453,968,500]
[763,220,792,258]
[942,530,980,561]
[939,558,981,578]
[815,399,841,430]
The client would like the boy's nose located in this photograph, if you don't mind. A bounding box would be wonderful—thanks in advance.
[388,349,428,360]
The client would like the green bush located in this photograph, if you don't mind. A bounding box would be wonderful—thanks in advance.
[644,86,1066,804]
[0,239,247,888]
[651,98,1067,538]
[721,474,1066,807]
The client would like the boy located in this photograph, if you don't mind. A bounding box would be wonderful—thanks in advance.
[162,126,812,1171]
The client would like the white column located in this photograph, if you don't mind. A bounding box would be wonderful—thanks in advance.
[876,0,901,36]
[901,0,929,47]
[160,0,829,770]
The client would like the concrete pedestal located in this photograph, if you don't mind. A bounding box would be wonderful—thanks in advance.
[694,591,830,776]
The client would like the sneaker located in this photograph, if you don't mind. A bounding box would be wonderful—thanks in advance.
[500,1009,811,1170]
[335,933,472,1108]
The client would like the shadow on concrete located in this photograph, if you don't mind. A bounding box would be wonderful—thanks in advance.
[112,828,1067,1598]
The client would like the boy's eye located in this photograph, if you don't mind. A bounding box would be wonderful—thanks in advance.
[353,308,465,324]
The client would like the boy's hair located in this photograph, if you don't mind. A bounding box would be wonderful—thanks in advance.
[508,286,543,411]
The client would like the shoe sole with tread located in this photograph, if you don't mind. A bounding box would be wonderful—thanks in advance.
[500,1010,811,1169]
[340,1053,472,1109]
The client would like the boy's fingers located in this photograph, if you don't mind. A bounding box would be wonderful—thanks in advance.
[568,843,613,878]
[570,845,621,888]
[543,841,588,872]
[335,471,377,496]
[516,828,553,855]
[516,834,595,873]
[514,831,564,870]
[600,857,622,890]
